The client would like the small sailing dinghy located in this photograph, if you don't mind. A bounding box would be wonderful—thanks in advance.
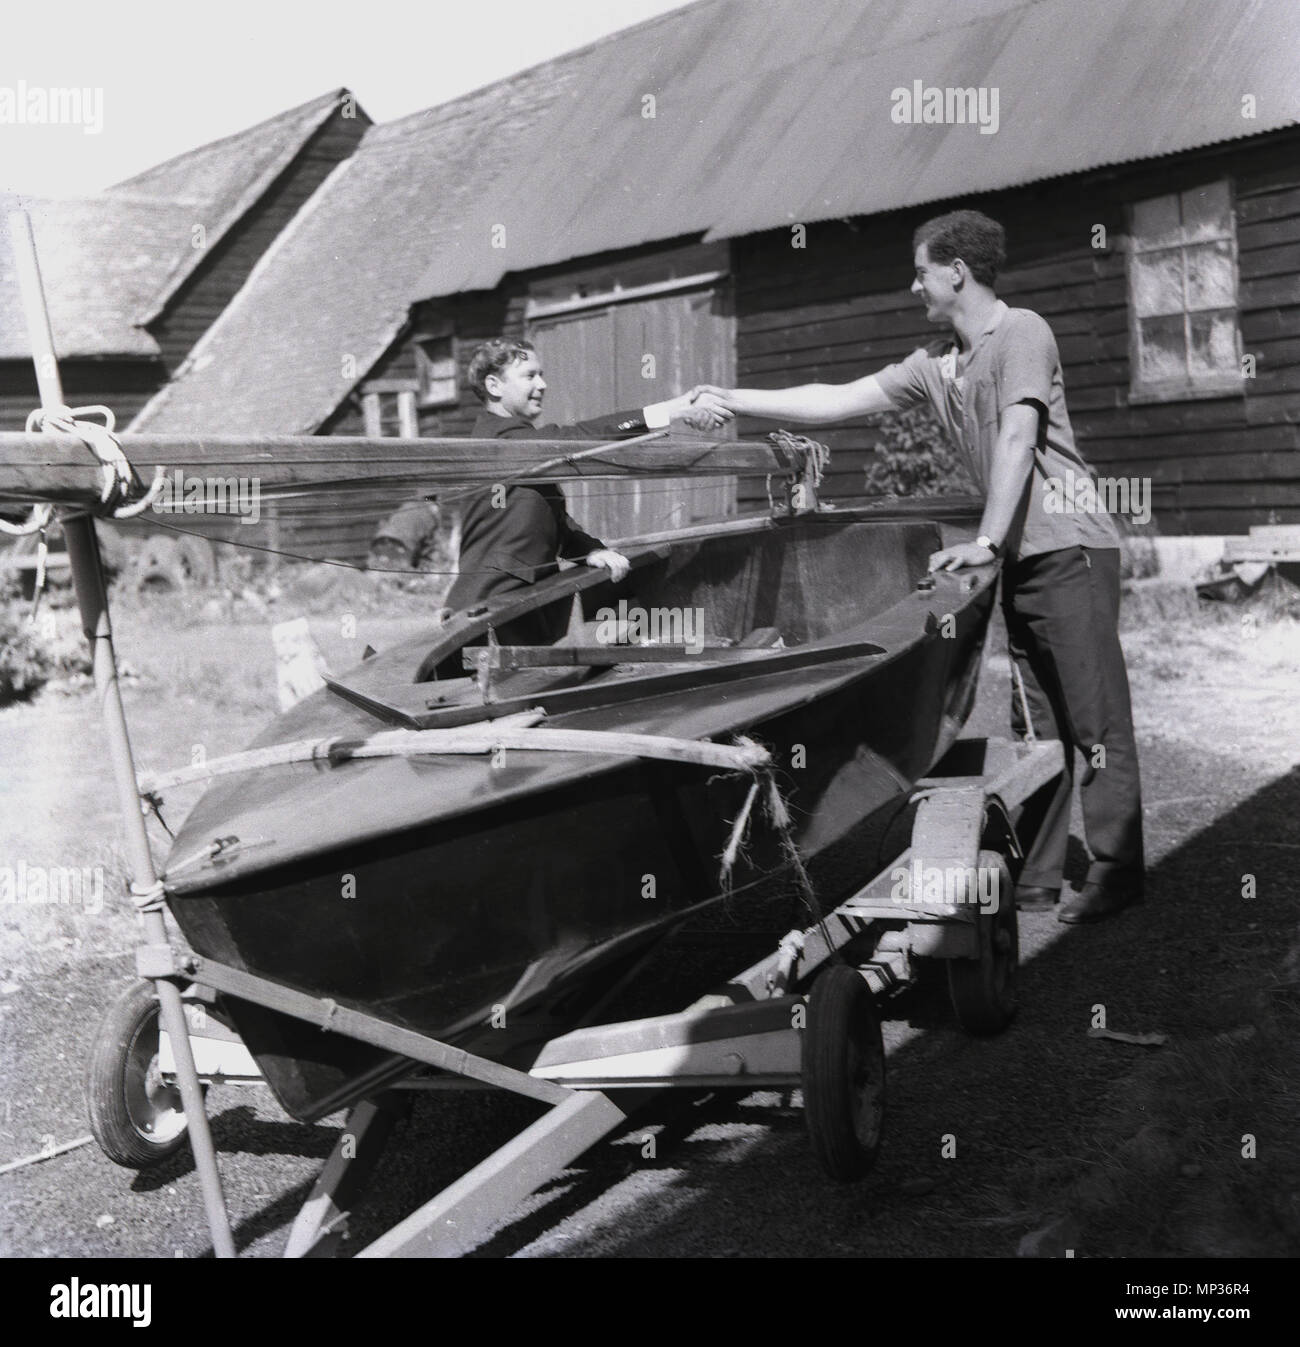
[153,497,997,1120]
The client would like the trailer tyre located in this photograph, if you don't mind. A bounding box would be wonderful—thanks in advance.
[86,980,193,1168]
[947,850,1018,1035]
[802,964,886,1181]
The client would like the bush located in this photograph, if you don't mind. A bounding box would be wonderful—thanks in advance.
[861,404,977,497]
[0,608,55,703]
[1112,513,1161,580]
[42,609,94,679]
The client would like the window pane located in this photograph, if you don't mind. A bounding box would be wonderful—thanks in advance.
[1181,181,1232,240]
[1185,239,1236,310]
[1188,310,1239,376]
[1131,248,1185,316]
[417,337,458,407]
[1130,181,1238,397]
[1133,193,1182,248]
[1138,315,1187,383]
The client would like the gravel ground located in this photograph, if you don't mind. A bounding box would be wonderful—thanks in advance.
[1,599,1297,1260]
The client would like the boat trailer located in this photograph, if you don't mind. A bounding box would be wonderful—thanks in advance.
[89,733,1062,1257]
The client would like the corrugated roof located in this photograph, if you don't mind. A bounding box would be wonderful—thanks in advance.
[108,88,353,320]
[416,0,1299,295]
[0,193,198,359]
[134,0,1299,434]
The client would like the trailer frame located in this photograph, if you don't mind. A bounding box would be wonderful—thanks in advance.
[98,734,1062,1257]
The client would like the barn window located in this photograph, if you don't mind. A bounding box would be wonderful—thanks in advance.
[414,328,458,408]
[1127,181,1242,401]
[360,381,419,437]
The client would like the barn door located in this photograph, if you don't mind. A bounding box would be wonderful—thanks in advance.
[528,284,736,542]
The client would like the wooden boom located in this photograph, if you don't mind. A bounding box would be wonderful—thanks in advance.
[0,429,815,510]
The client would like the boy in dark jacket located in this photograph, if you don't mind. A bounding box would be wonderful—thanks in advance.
[444,337,710,645]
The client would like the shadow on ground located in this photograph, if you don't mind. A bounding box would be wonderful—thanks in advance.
[316,754,1299,1258]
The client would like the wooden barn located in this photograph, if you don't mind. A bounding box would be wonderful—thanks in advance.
[127,0,1299,563]
[0,89,368,434]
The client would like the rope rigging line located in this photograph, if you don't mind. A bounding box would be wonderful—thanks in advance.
[0,501,53,537]
[23,404,166,519]
[141,467,767,576]
[717,739,836,958]
[143,515,634,578]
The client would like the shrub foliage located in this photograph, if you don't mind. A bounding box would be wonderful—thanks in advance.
[0,608,55,704]
[862,404,977,497]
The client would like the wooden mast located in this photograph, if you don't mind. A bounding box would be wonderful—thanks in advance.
[8,209,238,1258]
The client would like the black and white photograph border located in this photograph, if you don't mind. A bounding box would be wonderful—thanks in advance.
[0,0,1296,1303]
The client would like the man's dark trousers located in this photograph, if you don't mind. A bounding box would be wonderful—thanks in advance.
[1001,545,1144,893]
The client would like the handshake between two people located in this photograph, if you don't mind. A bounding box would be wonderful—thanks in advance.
[660,385,737,433]
[580,387,733,583]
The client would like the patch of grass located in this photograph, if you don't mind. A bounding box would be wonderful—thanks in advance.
[0,829,136,982]
[1120,584,1300,674]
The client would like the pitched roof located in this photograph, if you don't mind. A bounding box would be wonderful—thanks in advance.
[132,71,580,432]
[107,88,353,321]
[1,89,358,364]
[0,193,198,359]
[133,0,1300,434]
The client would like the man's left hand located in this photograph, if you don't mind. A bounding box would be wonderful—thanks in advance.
[586,548,631,583]
[928,542,998,572]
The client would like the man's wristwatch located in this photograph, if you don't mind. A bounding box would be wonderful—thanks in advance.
[976,535,1001,558]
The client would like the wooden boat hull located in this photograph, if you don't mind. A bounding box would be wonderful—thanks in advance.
[163,505,996,1119]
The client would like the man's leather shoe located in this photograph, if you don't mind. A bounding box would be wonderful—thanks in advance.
[1057,881,1143,924]
[1016,885,1060,912]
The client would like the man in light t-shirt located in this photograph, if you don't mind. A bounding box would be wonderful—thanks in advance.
[689,210,1144,924]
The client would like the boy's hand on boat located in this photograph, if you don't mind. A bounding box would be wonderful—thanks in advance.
[586,549,631,583]
[928,542,998,572]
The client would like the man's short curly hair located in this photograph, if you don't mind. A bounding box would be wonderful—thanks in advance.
[913,210,1006,288]
[467,338,536,404]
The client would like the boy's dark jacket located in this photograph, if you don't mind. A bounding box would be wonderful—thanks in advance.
[443,406,648,617]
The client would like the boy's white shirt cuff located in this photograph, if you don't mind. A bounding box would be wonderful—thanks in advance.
[642,400,676,429]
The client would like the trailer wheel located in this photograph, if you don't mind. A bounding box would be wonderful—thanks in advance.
[86,980,193,1168]
[947,850,1018,1035]
[802,964,886,1181]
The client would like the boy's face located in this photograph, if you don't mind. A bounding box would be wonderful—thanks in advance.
[910,244,960,325]
[486,352,547,421]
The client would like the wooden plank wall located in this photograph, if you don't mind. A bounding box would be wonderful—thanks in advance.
[304,289,519,560]
[327,133,1299,541]
[0,358,163,433]
[322,288,524,440]
[732,130,1300,533]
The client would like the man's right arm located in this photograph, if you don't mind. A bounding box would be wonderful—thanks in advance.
[690,373,897,426]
